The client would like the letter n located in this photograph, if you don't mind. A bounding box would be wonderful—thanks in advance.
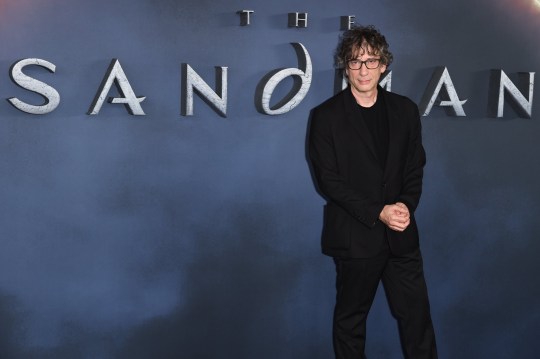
[489,70,535,118]
[181,64,228,117]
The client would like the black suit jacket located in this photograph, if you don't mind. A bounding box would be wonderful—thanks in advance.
[308,87,426,258]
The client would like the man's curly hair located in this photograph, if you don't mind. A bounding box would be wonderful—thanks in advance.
[335,25,393,69]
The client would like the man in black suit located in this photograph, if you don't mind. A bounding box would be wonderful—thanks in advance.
[308,25,438,359]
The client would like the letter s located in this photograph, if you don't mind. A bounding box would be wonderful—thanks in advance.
[8,58,60,115]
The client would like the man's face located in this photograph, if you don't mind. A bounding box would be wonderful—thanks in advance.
[345,45,387,97]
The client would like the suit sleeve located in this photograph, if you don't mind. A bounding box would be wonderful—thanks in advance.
[397,104,426,212]
[308,107,384,228]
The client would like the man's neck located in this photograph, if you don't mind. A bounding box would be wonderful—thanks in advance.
[351,88,378,108]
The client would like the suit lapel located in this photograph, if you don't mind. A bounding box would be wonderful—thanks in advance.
[382,90,400,180]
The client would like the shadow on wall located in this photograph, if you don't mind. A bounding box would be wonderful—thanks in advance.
[113,203,315,359]
[0,294,21,358]
[0,202,330,359]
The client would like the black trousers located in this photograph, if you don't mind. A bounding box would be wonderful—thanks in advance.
[332,244,438,359]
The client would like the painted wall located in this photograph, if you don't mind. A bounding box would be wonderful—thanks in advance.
[0,0,539,358]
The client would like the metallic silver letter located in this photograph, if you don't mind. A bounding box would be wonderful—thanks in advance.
[379,71,392,92]
[181,64,228,117]
[8,58,60,115]
[88,59,146,115]
[288,12,308,28]
[340,15,356,30]
[489,70,535,118]
[256,43,312,115]
[338,69,347,93]
[237,10,254,26]
[419,67,467,116]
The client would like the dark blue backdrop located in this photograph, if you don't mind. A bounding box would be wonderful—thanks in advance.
[0,0,539,358]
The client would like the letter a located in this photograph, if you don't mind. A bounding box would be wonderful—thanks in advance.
[88,59,146,115]
[419,67,467,117]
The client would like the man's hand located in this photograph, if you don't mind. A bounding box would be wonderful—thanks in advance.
[379,202,410,232]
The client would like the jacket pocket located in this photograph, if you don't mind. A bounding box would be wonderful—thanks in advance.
[321,203,352,250]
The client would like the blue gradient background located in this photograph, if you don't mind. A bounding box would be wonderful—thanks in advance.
[0,0,538,358]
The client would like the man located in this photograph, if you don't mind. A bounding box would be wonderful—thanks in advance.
[307,25,438,359]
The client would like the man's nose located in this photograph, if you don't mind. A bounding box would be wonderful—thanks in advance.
[359,64,369,75]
